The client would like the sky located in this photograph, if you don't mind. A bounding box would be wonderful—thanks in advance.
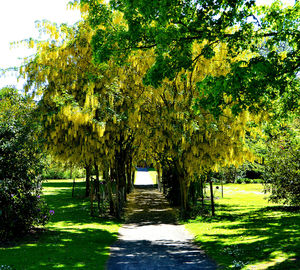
[0,0,295,90]
[0,0,81,89]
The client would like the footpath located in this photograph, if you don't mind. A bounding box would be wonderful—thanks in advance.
[106,171,217,270]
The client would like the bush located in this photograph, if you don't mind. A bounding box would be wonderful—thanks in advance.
[0,87,50,240]
[252,178,263,183]
[235,177,243,184]
[0,177,50,239]
[42,160,85,179]
[263,135,300,206]
[243,178,252,184]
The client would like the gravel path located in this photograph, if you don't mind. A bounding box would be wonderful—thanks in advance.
[106,172,217,270]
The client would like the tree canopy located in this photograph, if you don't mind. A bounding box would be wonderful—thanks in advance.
[79,0,299,117]
[16,0,299,216]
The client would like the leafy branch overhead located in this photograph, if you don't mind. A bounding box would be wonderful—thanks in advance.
[80,0,299,117]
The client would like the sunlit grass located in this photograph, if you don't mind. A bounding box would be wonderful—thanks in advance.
[0,179,120,270]
[185,184,300,269]
[148,170,158,185]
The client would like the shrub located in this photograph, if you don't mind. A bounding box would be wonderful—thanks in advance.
[251,179,263,184]
[0,87,50,240]
[42,160,85,179]
[0,178,50,239]
[263,135,300,206]
[235,178,243,184]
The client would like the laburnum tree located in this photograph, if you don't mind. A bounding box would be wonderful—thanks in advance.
[20,1,278,217]
[20,16,152,218]
[21,20,107,199]
[134,43,261,215]
[80,0,299,117]
[20,19,112,214]
[71,0,299,215]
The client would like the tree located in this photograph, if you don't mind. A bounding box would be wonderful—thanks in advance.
[263,117,300,206]
[20,4,271,217]
[81,0,299,117]
[0,87,49,240]
[20,18,149,218]
[131,43,258,215]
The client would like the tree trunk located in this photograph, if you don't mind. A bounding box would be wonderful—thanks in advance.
[157,166,161,192]
[95,163,101,214]
[112,166,121,219]
[209,173,215,216]
[221,174,224,198]
[131,170,135,187]
[70,163,73,180]
[90,178,94,216]
[178,174,189,218]
[163,167,166,195]
[105,166,116,216]
[117,149,127,209]
[189,180,196,206]
[126,157,133,194]
[200,175,204,208]
[72,178,76,197]
[85,164,91,197]
[115,180,120,219]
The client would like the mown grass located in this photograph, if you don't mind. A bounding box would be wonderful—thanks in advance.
[148,170,158,185]
[185,184,300,269]
[0,179,120,270]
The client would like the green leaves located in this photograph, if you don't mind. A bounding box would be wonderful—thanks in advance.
[202,44,215,59]
[83,0,299,120]
[0,87,47,239]
[263,125,300,206]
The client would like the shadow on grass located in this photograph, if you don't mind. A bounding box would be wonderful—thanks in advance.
[0,228,118,269]
[0,180,120,270]
[194,204,300,269]
[42,180,116,225]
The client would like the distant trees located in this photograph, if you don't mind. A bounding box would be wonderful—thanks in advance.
[263,118,300,206]
[0,87,49,240]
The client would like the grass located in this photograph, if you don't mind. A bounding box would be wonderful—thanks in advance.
[1,179,299,269]
[185,184,300,269]
[148,170,158,185]
[0,179,121,270]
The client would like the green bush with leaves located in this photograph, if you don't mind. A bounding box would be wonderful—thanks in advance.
[41,159,85,180]
[0,87,50,240]
[263,126,300,206]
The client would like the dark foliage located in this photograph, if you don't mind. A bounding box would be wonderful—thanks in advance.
[0,87,49,240]
[263,137,300,206]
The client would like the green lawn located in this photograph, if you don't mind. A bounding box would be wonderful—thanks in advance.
[0,179,120,270]
[148,170,158,185]
[185,184,300,269]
